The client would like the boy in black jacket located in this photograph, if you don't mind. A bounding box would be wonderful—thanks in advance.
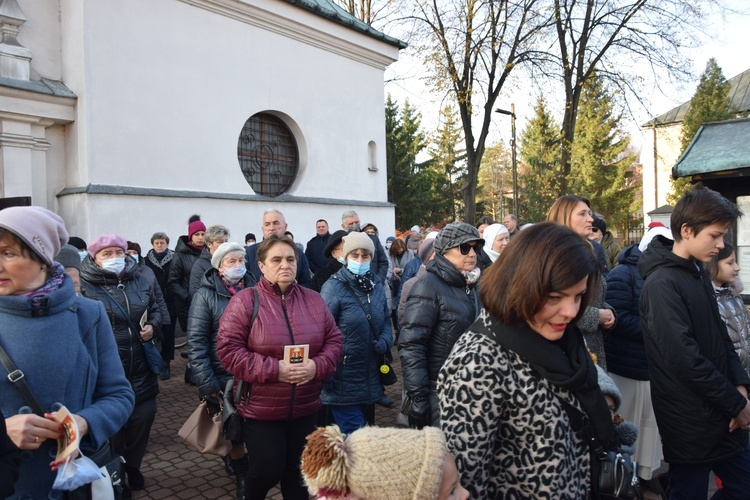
[639,183,750,497]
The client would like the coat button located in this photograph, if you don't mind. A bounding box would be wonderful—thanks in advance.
[50,402,63,412]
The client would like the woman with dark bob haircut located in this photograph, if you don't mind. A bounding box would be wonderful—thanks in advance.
[438,222,619,499]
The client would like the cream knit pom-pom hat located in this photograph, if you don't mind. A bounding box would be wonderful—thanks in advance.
[301,425,447,500]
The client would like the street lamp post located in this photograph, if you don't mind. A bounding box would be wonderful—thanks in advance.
[495,105,517,218]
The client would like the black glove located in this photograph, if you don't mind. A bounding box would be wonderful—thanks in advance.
[408,396,431,429]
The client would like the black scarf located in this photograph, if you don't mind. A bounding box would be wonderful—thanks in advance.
[481,316,618,450]
[353,271,375,293]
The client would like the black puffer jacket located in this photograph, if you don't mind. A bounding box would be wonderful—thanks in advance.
[311,258,343,293]
[187,268,256,398]
[168,235,202,329]
[189,247,213,297]
[80,256,162,403]
[639,236,750,464]
[398,253,480,398]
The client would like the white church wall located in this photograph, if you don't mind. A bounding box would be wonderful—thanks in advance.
[44,0,399,247]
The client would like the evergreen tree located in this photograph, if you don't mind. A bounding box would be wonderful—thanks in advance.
[385,96,427,229]
[570,74,638,233]
[426,105,465,223]
[518,97,564,223]
[668,58,735,203]
[477,141,511,221]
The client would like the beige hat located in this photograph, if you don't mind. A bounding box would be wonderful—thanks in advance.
[301,425,446,500]
[342,231,375,258]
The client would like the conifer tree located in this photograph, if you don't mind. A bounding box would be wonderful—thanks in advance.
[518,97,564,223]
[668,58,735,203]
[477,141,511,221]
[426,105,465,222]
[570,74,637,232]
[385,95,427,229]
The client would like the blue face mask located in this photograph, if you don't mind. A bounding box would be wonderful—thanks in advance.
[337,256,346,265]
[79,251,88,261]
[347,260,370,276]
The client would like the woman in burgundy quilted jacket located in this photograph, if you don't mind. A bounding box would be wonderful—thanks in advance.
[217,234,343,500]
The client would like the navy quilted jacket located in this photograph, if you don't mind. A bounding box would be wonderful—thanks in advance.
[604,244,649,380]
[319,268,392,406]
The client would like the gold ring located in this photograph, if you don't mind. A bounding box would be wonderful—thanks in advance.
[34,435,39,443]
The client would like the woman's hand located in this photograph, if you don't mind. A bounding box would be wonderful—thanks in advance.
[599,309,615,329]
[295,359,317,386]
[278,359,317,385]
[5,414,64,450]
[140,324,154,342]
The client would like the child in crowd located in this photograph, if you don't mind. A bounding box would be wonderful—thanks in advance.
[301,425,468,500]
[707,242,750,377]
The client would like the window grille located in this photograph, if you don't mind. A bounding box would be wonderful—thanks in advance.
[237,113,299,197]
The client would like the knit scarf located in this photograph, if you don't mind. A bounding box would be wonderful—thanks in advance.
[25,263,65,302]
[484,316,618,450]
[462,267,481,285]
[353,271,375,293]
[222,277,244,296]
[152,249,172,265]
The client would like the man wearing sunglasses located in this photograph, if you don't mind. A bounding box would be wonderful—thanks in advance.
[398,222,484,429]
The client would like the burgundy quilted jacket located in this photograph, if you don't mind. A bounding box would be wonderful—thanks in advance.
[217,277,343,421]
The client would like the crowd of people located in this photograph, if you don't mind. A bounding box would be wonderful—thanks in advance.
[3,184,750,499]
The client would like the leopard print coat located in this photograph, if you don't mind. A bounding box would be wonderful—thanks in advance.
[438,316,591,499]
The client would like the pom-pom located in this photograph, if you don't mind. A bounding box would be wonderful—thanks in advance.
[188,214,202,223]
[301,425,350,498]
[615,420,639,455]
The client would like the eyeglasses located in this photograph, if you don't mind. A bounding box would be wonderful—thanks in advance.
[591,228,599,233]
[458,243,478,255]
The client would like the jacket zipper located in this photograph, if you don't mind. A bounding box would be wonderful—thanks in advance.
[281,293,297,420]
[117,281,136,380]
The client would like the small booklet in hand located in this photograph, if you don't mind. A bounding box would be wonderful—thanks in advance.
[284,344,309,364]
[54,406,80,463]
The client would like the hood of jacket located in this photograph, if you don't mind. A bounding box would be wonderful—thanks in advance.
[637,235,702,282]
[426,253,473,288]
[616,244,641,267]
[79,253,140,286]
[175,234,202,256]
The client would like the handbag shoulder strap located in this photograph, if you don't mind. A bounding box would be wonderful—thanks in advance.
[102,287,140,336]
[332,275,378,341]
[0,343,45,416]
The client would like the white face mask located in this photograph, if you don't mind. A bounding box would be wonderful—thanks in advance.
[222,265,246,283]
[100,257,125,275]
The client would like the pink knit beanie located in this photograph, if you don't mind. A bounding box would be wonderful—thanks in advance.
[88,234,127,258]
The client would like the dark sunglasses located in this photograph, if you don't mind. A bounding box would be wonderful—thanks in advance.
[458,242,479,255]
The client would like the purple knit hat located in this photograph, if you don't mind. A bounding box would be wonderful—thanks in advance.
[0,206,68,266]
[88,234,127,258]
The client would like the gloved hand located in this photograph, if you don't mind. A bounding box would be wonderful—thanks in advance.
[408,396,431,429]
[372,339,388,355]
